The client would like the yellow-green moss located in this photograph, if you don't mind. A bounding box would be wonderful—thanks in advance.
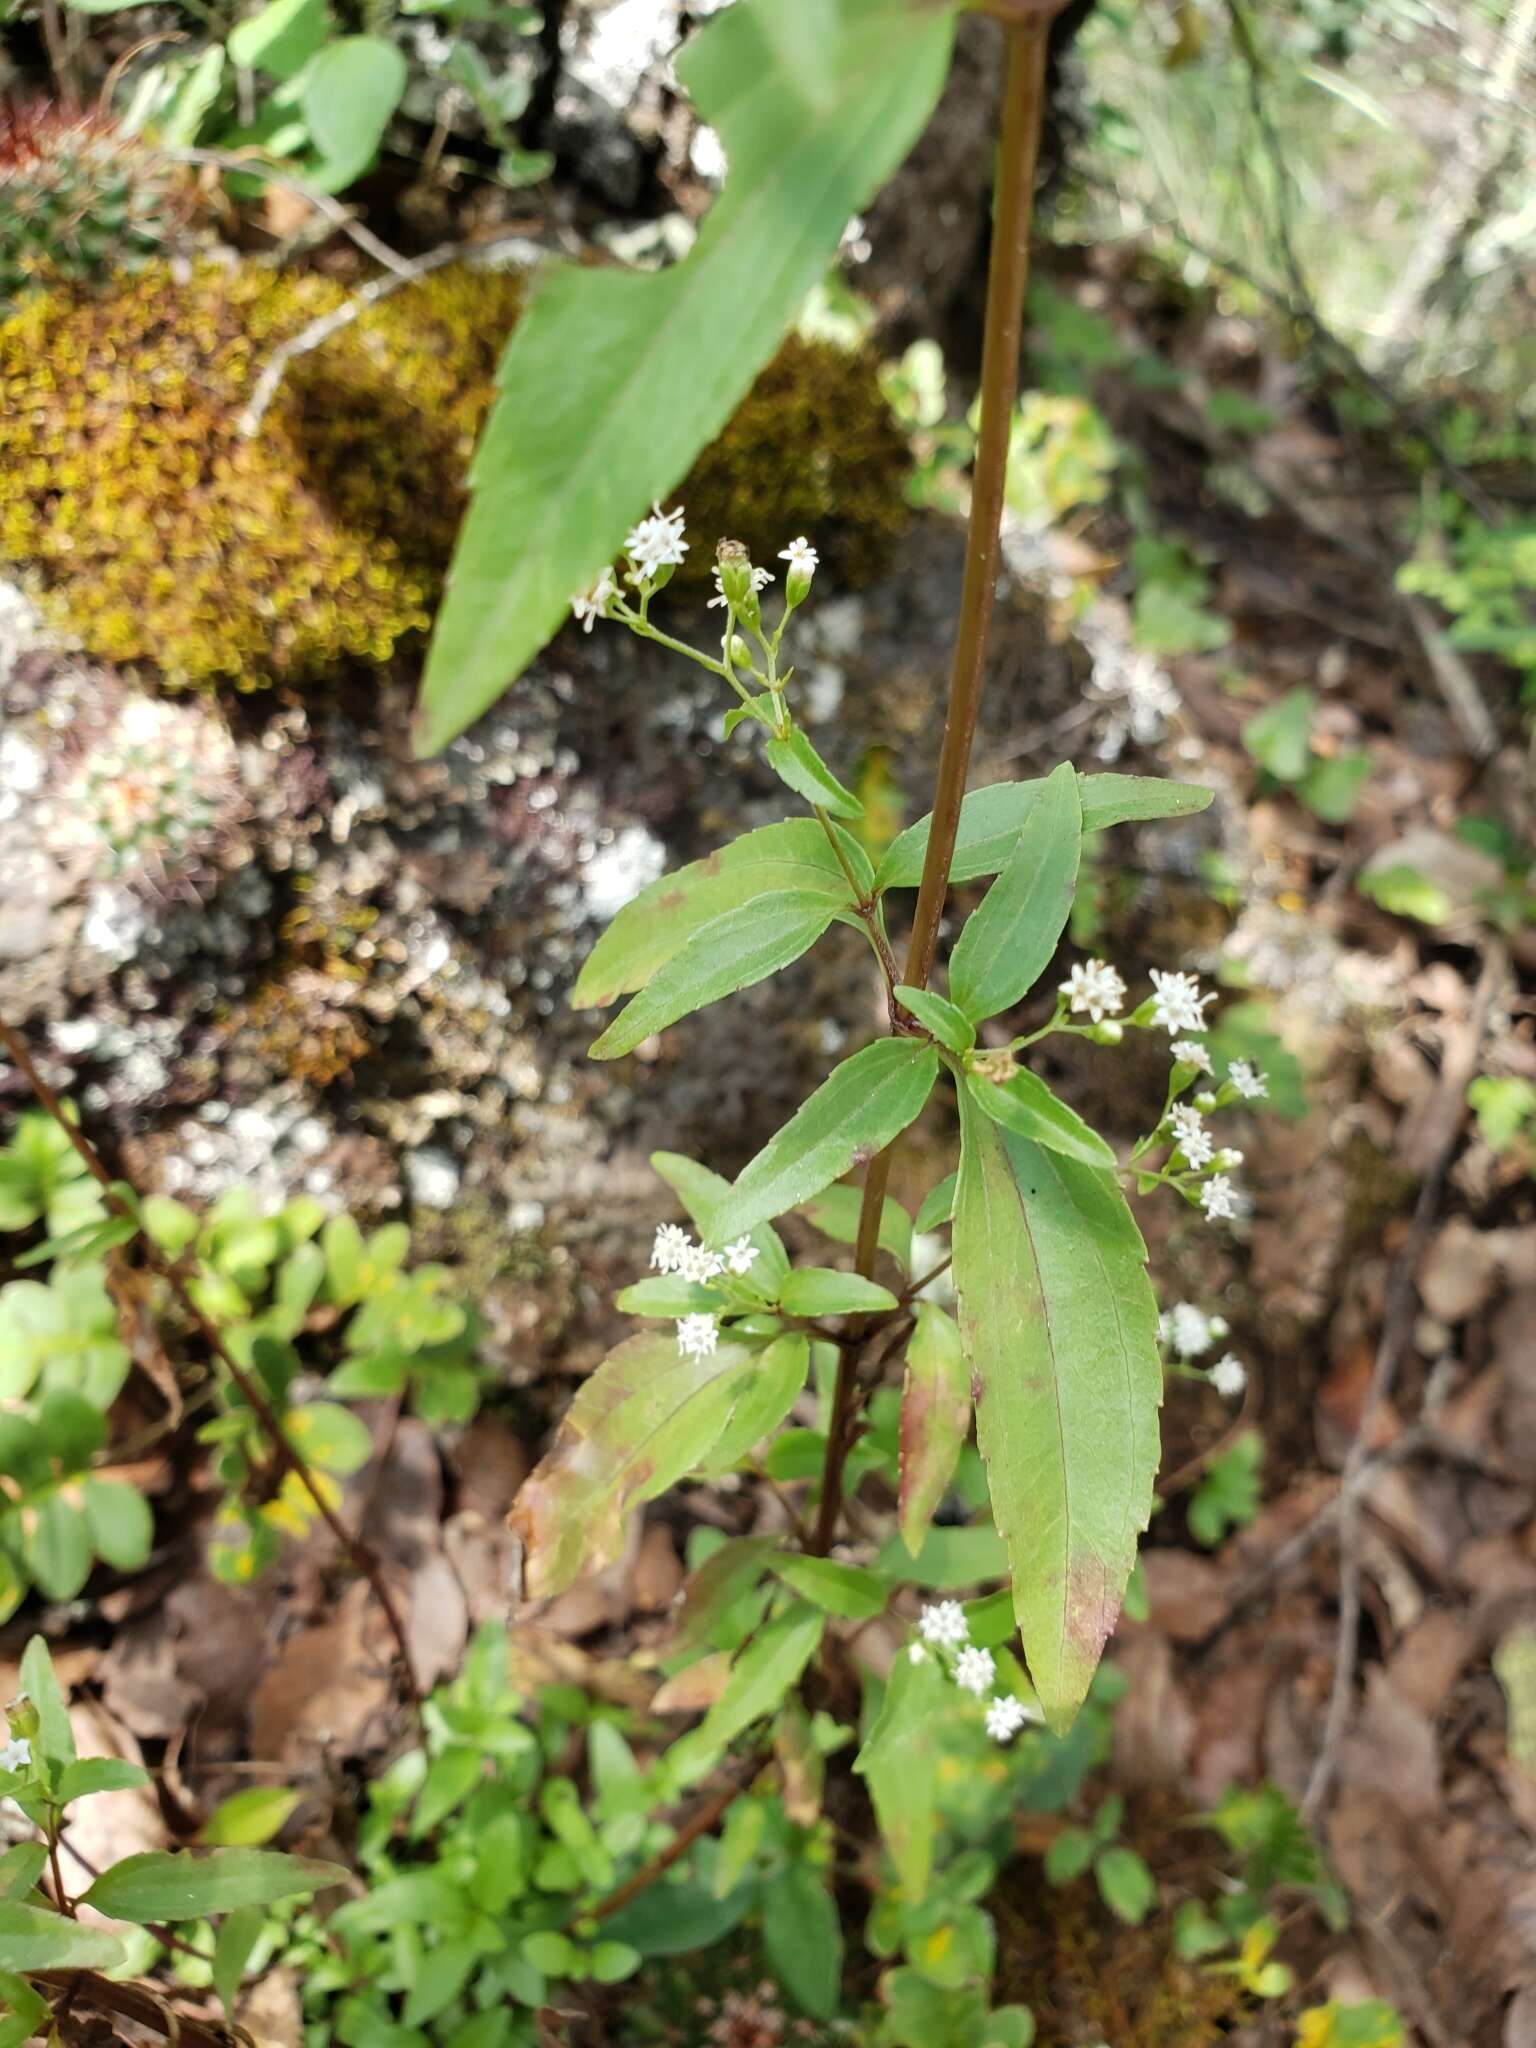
[0,265,911,693]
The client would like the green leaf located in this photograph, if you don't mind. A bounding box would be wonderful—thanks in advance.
[1043,1826,1096,1885]
[589,893,838,1060]
[876,1520,1005,1589]
[1095,1845,1156,1925]
[674,1535,778,1649]
[1242,687,1315,783]
[964,1069,1116,1171]
[768,1555,886,1619]
[0,1846,45,1904]
[892,985,975,1054]
[952,1092,1161,1729]
[18,1637,74,1766]
[779,1268,898,1317]
[415,0,956,748]
[949,762,1081,1023]
[298,37,406,191]
[1297,750,1371,823]
[57,1758,151,1803]
[0,1900,125,1971]
[763,730,863,820]
[199,1786,301,1847]
[213,1905,263,2016]
[799,1185,912,1271]
[898,1303,971,1558]
[697,1332,810,1475]
[875,772,1213,890]
[510,1333,758,1596]
[80,1848,346,1923]
[80,1478,154,1573]
[37,1386,106,1471]
[704,1039,939,1242]
[762,1860,842,2019]
[574,822,853,1009]
[28,1494,91,1601]
[226,0,330,76]
[286,1401,375,1477]
[854,1643,946,1901]
[914,1172,956,1235]
[675,1606,824,1774]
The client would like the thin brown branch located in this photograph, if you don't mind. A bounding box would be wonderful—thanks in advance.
[167,146,416,279]
[0,1019,423,1723]
[36,1971,254,2048]
[587,1745,767,1922]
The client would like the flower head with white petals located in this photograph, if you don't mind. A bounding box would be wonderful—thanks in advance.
[1171,1039,1211,1075]
[651,1223,691,1274]
[984,1695,1030,1743]
[676,1313,718,1361]
[1199,1174,1240,1222]
[1148,969,1212,1036]
[1168,1103,1214,1170]
[954,1646,996,1697]
[570,567,618,631]
[1061,958,1126,1024]
[624,502,689,583]
[779,537,819,578]
[1228,1060,1267,1101]
[1211,1353,1247,1398]
[918,1600,969,1651]
[724,1237,758,1276]
[1163,1301,1216,1358]
[0,1737,30,1773]
[677,1240,725,1284]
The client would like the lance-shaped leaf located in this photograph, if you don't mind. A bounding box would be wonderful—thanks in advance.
[416,0,957,750]
[0,1901,126,1972]
[573,821,855,1011]
[898,1302,971,1558]
[799,1184,912,1271]
[589,892,837,1060]
[511,1332,759,1596]
[965,1069,1116,1171]
[671,1605,825,1782]
[875,771,1213,891]
[79,1849,347,1922]
[854,1642,947,1901]
[948,762,1081,1024]
[703,1039,939,1242]
[698,1332,810,1476]
[952,1088,1161,1730]
[763,731,863,820]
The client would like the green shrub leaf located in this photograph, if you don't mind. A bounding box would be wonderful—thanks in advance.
[299,37,407,192]
[0,1900,126,1971]
[965,1069,1117,1171]
[949,762,1081,1023]
[79,1848,347,1923]
[855,1644,946,1901]
[416,0,956,749]
[778,1269,898,1317]
[898,1302,971,1559]
[952,1091,1161,1729]
[763,730,863,819]
[768,1554,887,1618]
[763,1860,842,2019]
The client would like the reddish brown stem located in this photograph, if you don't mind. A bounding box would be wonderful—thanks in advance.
[0,1019,424,1723]
[812,13,1056,1555]
[588,1746,765,1922]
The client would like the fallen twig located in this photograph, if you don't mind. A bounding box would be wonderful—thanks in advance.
[167,146,417,280]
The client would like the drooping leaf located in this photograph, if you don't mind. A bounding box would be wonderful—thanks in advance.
[213,1905,263,2016]
[965,1069,1116,1171]
[510,1333,758,1596]
[898,1302,971,1558]
[913,1172,956,1235]
[573,822,855,1010]
[79,1848,346,1922]
[799,1184,912,1272]
[855,1641,947,1901]
[589,893,838,1060]
[674,1535,779,1650]
[768,1555,886,1619]
[952,1091,1161,1729]
[763,730,864,820]
[417,0,957,749]
[0,1900,125,1971]
[948,761,1081,1023]
[56,1758,151,1803]
[875,771,1213,890]
[703,1039,939,1242]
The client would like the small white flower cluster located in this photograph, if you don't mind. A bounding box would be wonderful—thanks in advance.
[708,563,773,610]
[914,1601,1034,1744]
[651,1224,758,1359]
[1148,968,1212,1036]
[1159,1302,1247,1399]
[1060,958,1126,1026]
[0,1736,31,1773]
[624,501,689,584]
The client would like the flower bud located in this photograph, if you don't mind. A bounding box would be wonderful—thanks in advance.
[1089,1018,1124,1044]
[1195,1091,1218,1113]
[714,539,755,609]
[969,1047,1019,1084]
[7,1697,38,1744]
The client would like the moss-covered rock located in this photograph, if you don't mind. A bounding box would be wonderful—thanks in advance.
[0,262,910,694]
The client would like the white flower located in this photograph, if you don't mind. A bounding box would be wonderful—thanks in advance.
[1229,1060,1267,1101]
[708,564,773,609]
[1060,958,1126,1024]
[677,1240,725,1284]
[1199,1174,1240,1222]
[954,1646,996,1697]
[1168,1103,1213,1170]
[724,1237,758,1276]
[676,1313,719,1361]
[917,1600,969,1651]
[570,566,618,630]
[1171,1039,1211,1074]
[908,1643,929,1665]
[0,1738,30,1773]
[984,1695,1030,1743]
[1164,1301,1215,1359]
[1148,969,1212,1036]
[1211,1353,1247,1399]
[624,502,689,583]
[778,537,819,579]
[651,1222,690,1274]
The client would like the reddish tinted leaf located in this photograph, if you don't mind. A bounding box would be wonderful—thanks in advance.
[898,1302,971,1558]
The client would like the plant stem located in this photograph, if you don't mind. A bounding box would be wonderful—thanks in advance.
[0,1019,425,1725]
[813,11,1056,1552]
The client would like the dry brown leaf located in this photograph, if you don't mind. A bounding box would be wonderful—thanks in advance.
[249,1581,394,1763]
[652,1653,731,1715]
[1420,1217,1502,1323]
